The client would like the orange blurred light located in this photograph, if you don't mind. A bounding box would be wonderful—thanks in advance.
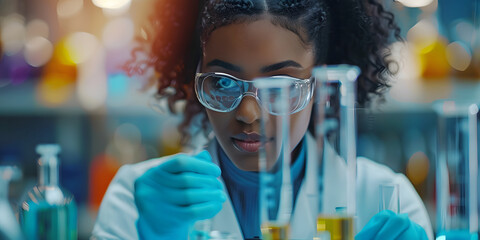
[406,151,430,185]
[88,154,120,211]
[36,74,74,107]
[418,39,450,79]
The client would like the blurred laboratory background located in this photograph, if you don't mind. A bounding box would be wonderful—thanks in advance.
[0,0,479,239]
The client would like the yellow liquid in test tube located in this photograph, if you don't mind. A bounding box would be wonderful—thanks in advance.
[261,223,289,240]
[316,215,354,240]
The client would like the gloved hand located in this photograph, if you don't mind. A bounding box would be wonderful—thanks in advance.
[355,210,428,240]
[134,150,227,239]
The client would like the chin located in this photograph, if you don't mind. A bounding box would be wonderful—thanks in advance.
[231,155,259,171]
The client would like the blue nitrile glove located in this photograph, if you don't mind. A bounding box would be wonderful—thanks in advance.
[134,150,227,240]
[355,210,428,240]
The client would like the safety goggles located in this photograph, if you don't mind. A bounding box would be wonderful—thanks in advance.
[194,72,315,115]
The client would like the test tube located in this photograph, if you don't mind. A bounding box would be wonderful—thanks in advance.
[312,65,360,240]
[434,100,478,240]
[255,77,294,240]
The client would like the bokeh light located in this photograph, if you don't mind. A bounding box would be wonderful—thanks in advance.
[107,73,129,96]
[1,14,26,56]
[452,20,475,45]
[106,123,145,165]
[446,41,472,71]
[76,43,108,110]
[26,19,49,40]
[102,18,134,50]
[24,37,53,67]
[160,121,182,156]
[65,32,99,64]
[36,74,75,107]
[397,0,435,8]
[407,19,439,53]
[57,0,84,19]
[0,53,33,86]
[406,151,430,185]
[88,153,120,211]
[92,0,131,10]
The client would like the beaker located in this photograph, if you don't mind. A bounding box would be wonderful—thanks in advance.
[312,65,360,240]
[255,77,295,240]
[434,100,478,240]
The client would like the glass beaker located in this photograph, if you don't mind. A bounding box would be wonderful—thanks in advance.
[312,65,360,240]
[434,101,478,240]
[255,77,295,240]
[0,166,23,240]
[19,144,77,240]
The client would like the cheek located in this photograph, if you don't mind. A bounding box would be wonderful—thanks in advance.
[290,102,313,149]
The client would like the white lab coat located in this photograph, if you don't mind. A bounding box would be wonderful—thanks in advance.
[92,134,434,239]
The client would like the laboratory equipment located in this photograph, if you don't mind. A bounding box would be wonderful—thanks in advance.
[0,166,23,240]
[313,65,360,240]
[379,184,400,214]
[434,101,478,240]
[255,77,295,240]
[19,144,77,240]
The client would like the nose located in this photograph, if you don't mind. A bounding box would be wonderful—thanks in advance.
[235,96,261,124]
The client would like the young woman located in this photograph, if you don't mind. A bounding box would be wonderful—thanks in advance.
[93,0,433,239]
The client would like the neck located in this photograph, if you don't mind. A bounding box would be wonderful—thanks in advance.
[38,156,58,186]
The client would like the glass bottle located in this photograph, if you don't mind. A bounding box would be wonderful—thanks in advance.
[19,144,77,240]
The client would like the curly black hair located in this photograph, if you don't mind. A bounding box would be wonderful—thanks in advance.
[125,0,400,144]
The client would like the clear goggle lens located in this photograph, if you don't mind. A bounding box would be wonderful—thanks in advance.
[195,73,314,115]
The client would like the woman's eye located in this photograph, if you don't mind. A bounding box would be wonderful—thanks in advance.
[217,78,236,89]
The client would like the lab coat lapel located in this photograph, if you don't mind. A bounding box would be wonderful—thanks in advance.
[207,141,243,239]
[290,134,319,239]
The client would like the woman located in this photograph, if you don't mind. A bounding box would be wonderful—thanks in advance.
[93,0,433,239]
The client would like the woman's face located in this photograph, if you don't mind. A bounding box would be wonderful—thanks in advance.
[202,18,315,171]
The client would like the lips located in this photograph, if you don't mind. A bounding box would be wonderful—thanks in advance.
[232,132,261,153]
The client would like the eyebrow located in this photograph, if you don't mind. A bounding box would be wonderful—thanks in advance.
[206,59,303,73]
[260,60,302,73]
[206,59,243,72]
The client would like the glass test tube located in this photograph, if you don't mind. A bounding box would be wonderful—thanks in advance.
[255,77,294,240]
[434,101,478,240]
[312,65,360,240]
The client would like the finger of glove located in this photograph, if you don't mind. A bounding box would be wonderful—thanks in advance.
[355,210,395,240]
[155,155,221,176]
[163,188,227,206]
[195,150,212,162]
[178,201,224,221]
[396,220,429,240]
[162,172,223,189]
[373,213,410,240]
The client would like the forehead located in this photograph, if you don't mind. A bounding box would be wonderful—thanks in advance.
[203,18,314,71]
